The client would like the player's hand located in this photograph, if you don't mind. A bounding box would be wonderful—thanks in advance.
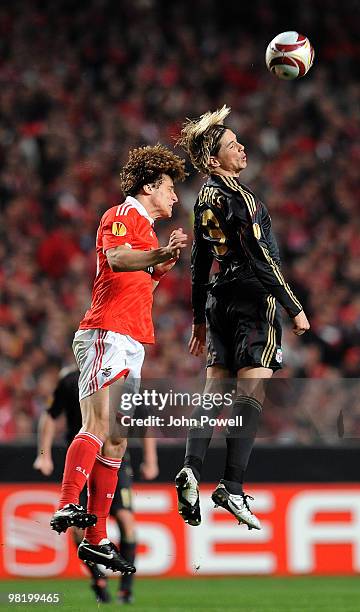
[140,461,159,480]
[292,310,310,336]
[189,323,206,356]
[166,228,187,258]
[33,454,54,476]
[153,255,179,278]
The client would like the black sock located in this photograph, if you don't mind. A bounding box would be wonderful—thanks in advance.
[184,409,219,482]
[223,395,262,494]
[119,540,136,592]
[183,378,227,482]
[184,453,208,482]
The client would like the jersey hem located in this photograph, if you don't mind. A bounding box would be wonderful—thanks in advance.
[78,324,155,344]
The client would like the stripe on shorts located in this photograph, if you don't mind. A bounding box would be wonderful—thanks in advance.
[261,296,277,367]
[89,330,107,395]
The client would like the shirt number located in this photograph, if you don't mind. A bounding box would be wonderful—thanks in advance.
[201,209,228,256]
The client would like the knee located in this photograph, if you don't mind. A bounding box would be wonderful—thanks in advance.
[108,434,127,450]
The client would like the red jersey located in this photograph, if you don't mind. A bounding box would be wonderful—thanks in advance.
[79,196,158,343]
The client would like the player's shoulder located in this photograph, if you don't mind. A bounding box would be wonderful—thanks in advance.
[203,174,230,195]
[216,177,262,216]
[114,200,141,219]
[195,176,228,210]
[238,181,259,201]
[101,201,139,224]
[201,175,254,206]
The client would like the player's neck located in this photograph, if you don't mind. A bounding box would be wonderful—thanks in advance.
[212,168,241,178]
[135,194,158,220]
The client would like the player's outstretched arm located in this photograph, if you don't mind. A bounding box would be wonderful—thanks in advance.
[106,228,187,272]
[33,412,56,476]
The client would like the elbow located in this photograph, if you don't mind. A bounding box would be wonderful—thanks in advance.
[106,247,133,272]
[109,262,127,272]
[109,261,120,272]
[107,258,118,272]
[107,255,125,272]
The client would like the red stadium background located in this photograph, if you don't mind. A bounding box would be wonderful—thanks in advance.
[1,483,360,578]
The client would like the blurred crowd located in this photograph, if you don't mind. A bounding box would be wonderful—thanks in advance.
[0,0,359,442]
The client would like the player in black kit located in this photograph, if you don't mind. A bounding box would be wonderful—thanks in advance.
[33,366,158,604]
[175,105,310,529]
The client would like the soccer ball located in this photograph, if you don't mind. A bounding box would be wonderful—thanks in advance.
[265,31,314,80]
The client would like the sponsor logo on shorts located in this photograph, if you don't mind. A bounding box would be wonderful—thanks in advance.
[101,367,112,378]
[112,222,127,236]
[275,348,283,363]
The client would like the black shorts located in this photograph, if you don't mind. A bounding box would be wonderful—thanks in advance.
[206,280,283,374]
[79,451,134,514]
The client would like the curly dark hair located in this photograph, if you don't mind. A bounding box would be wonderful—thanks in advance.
[120,144,186,196]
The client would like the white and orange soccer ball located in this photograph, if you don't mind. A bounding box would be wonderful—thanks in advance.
[265,31,314,80]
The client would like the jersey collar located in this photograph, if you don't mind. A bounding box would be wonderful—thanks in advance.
[125,195,155,225]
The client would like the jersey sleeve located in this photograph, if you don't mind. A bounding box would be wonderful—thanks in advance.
[101,207,135,252]
[47,377,67,419]
[229,191,303,318]
[191,205,214,324]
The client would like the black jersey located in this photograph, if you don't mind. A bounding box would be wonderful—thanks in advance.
[47,367,81,445]
[191,174,302,323]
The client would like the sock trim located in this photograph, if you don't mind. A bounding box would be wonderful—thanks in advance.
[96,454,122,468]
[76,432,104,448]
[235,396,263,413]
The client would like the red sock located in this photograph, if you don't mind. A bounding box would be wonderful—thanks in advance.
[85,454,121,544]
[58,432,103,509]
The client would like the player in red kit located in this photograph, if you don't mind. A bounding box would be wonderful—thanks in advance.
[50,145,187,574]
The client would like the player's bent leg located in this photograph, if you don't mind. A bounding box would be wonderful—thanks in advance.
[213,366,273,529]
[177,365,230,527]
[79,379,136,572]
[184,365,229,481]
[50,388,110,534]
[79,464,136,574]
[85,398,129,545]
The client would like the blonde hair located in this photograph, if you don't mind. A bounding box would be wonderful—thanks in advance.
[177,105,231,173]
